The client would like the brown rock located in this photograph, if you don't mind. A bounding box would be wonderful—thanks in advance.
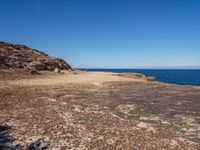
[29,67,39,75]
[54,68,60,73]
[28,62,46,70]
[146,76,156,81]
[0,41,71,71]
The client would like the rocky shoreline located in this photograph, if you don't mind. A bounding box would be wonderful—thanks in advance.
[0,70,200,149]
[1,42,200,149]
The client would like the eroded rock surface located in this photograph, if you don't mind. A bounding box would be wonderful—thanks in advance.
[0,41,71,71]
[0,72,200,149]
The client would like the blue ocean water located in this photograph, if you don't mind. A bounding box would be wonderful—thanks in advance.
[80,69,200,86]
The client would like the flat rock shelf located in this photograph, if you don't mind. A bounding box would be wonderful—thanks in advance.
[0,71,200,149]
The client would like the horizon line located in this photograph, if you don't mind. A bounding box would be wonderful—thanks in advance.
[76,66,200,70]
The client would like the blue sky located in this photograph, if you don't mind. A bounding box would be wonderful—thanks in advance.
[0,0,200,68]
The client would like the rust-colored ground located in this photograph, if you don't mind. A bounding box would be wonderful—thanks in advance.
[0,70,200,149]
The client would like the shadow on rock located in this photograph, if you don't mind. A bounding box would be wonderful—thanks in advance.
[0,124,49,150]
[0,124,13,149]
[25,140,49,150]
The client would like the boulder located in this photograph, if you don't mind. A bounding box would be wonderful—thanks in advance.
[54,68,60,73]
[29,67,39,75]
[146,76,156,81]
[28,62,46,70]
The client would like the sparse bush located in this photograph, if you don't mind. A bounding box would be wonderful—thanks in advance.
[133,73,144,78]
[146,76,156,81]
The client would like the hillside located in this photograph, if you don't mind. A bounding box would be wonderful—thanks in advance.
[0,41,71,71]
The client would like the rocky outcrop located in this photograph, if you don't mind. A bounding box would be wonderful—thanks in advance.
[116,73,156,82]
[0,41,71,71]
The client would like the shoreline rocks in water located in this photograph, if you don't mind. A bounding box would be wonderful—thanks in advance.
[115,72,156,82]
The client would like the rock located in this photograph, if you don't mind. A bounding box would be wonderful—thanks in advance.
[54,68,60,73]
[0,125,11,149]
[0,41,71,71]
[25,141,49,150]
[146,76,156,81]
[28,62,46,70]
[116,73,145,79]
[29,67,39,75]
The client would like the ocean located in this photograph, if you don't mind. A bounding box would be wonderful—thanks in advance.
[80,69,200,86]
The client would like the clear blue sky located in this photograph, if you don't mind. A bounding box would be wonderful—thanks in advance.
[0,0,200,68]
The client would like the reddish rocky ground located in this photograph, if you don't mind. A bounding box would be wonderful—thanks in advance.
[0,70,200,149]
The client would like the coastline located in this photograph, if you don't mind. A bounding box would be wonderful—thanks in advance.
[80,68,200,87]
[1,70,200,149]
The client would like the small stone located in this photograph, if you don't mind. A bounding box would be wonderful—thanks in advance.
[54,68,60,73]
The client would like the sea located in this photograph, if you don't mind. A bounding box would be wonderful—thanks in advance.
[79,69,200,86]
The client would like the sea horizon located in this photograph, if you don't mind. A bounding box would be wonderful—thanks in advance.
[78,67,200,70]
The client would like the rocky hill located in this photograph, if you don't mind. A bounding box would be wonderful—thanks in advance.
[0,41,71,72]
